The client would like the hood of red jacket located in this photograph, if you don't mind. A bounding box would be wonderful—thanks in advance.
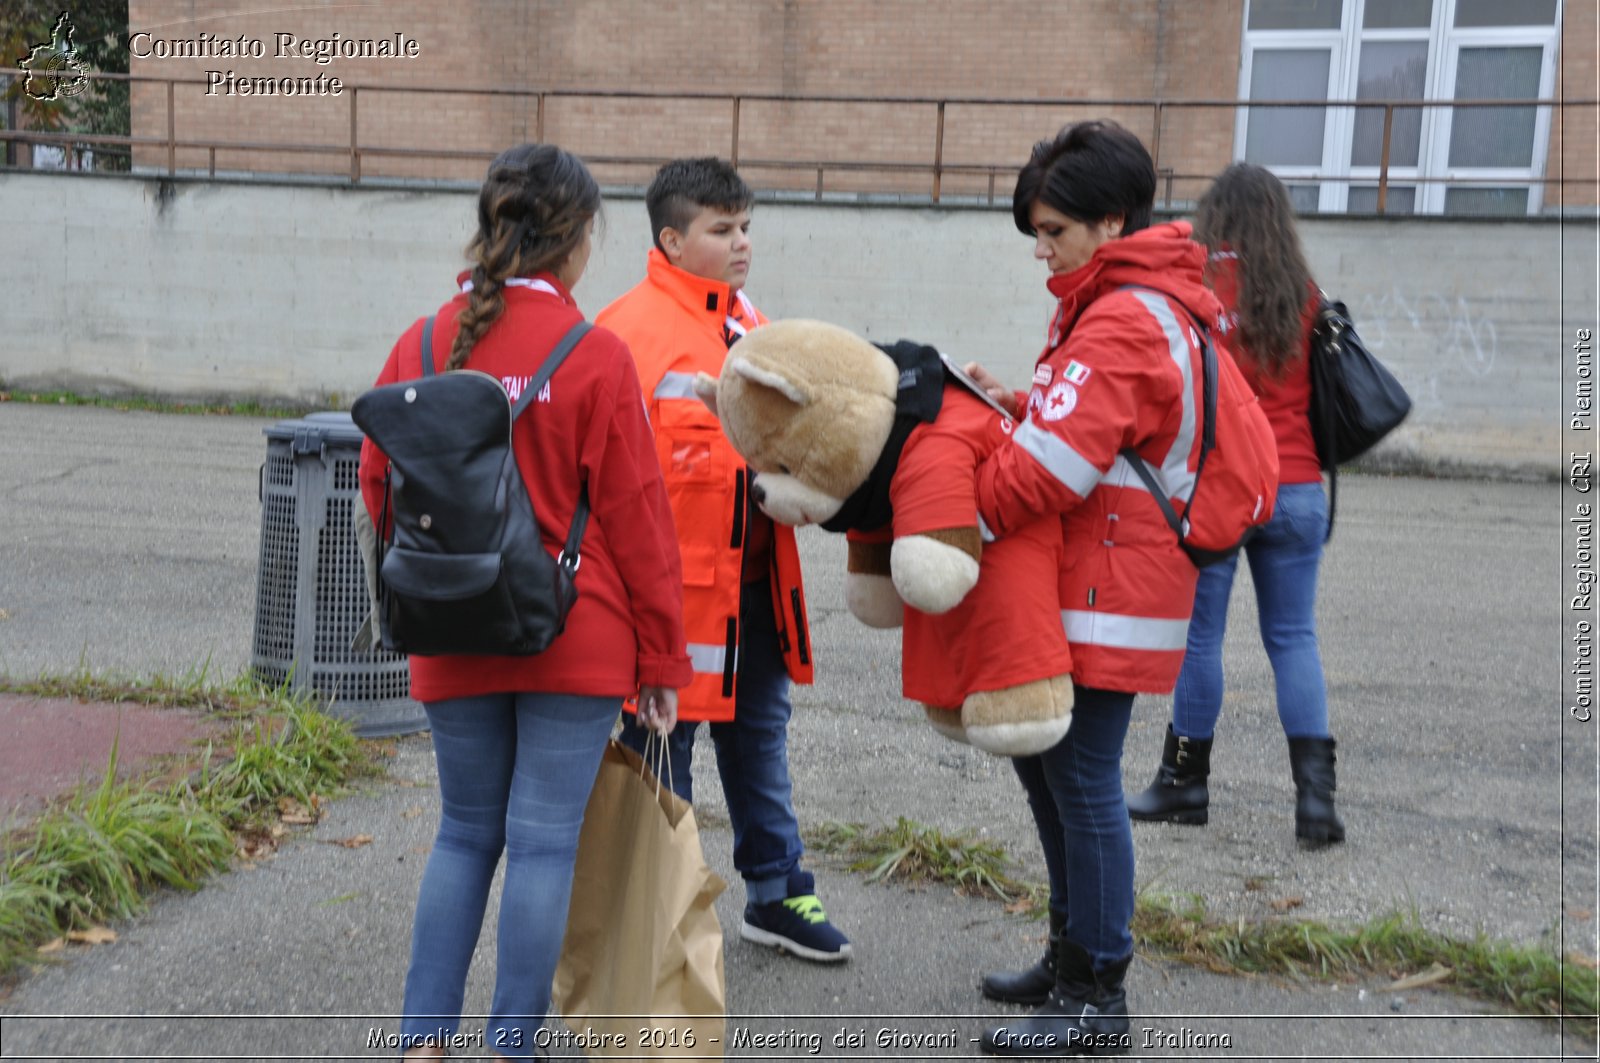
[1046,220,1222,335]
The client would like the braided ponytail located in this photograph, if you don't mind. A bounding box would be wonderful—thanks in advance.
[446,144,602,372]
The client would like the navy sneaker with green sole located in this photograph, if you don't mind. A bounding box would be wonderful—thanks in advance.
[740,870,852,963]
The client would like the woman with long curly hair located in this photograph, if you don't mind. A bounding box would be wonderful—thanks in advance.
[1126,161,1344,847]
[357,143,693,1059]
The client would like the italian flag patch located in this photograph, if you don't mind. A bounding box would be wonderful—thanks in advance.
[1063,360,1091,385]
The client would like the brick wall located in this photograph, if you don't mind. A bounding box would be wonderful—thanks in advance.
[126,0,1240,199]
[124,0,1587,208]
[1551,0,1599,209]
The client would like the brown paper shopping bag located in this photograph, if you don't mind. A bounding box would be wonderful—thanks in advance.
[553,739,727,1058]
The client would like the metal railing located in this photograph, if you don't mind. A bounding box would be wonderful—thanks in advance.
[2,68,1593,212]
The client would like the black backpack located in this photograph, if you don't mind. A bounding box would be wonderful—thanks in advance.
[351,316,592,656]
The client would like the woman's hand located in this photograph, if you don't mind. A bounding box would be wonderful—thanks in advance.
[964,361,1020,418]
[636,685,679,734]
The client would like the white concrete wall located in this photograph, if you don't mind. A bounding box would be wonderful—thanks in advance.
[3,172,1589,475]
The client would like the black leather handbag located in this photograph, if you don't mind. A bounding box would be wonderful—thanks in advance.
[1309,296,1412,538]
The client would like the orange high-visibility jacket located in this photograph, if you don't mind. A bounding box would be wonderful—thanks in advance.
[597,249,814,721]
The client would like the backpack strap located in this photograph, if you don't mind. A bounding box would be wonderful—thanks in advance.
[509,319,594,575]
[510,320,592,420]
[1114,285,1218,539]
[418,316,437,378]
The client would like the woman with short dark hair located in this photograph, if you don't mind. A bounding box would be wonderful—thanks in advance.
[969,120,1235,1056]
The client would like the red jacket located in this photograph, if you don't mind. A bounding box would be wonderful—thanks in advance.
[1207,252,1324,485]
[357,273,693,703]
[597,250,814,722]
[976,221,1223,695]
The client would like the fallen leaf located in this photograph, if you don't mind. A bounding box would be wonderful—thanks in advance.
[67,927,117,946]
[0,609,11,621]
[330,834,373,849]
[1386,962,1452,991]
[402,806,425,819]
[1270,895,1304,911]
[237,827,281,860]
[1568,951,1599,970]
[278,797,319,825]
[37,938,65,954]
[1568,907,1593,922]
[1002,897,1037,915]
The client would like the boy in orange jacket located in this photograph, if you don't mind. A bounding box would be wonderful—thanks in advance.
[597,157,850,963]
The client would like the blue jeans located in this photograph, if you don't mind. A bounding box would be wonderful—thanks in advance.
[1172,481,1331,741]
[618,578,803,906]
[1012,686,1136,969]
[401,692,619,1060]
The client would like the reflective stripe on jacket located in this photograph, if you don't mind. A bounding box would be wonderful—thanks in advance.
[597,249,814,721]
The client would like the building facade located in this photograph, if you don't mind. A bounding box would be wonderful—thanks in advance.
[120,0,1595,212]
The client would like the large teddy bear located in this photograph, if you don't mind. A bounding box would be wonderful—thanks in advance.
[693,318,1074,757]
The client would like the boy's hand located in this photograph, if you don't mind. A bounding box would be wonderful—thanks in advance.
[964,361,1020,418]
[636,685,679,734]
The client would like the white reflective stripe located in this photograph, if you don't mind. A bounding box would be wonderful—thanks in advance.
[725,290,758,339]
[1062,610,1190,652]
[1011,419,1102,499]
[459,277,561,297]
[687,642,727,675]
[1106,453,1164,494]
[653,371,701,401]
[1125,290,1198,502]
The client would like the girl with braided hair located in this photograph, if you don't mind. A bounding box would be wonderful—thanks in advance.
[357,143,692,1059]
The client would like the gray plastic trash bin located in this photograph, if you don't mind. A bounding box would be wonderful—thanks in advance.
[251,411,424,736]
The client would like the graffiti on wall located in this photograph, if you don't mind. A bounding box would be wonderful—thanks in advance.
[1353,288,1500,380]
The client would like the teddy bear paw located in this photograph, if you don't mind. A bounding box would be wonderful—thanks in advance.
[890,535,980,614]
[846,572,904,628]
[921,703,969,745]
[959,675,1074,757]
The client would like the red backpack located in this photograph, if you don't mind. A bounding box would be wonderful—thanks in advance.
[1119,287,1279,568]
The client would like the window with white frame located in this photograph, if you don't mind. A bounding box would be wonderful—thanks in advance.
[1238,0,1561,214]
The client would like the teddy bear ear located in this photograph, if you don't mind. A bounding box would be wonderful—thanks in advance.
[728,356,811,406]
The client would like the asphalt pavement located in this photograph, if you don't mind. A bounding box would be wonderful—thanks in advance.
[0,402,1594,1061]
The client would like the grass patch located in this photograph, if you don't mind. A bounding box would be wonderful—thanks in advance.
[0,388,310,419]
[1134,893,1597,1034]
[808,817,1598,1033]
[808,817,1043,906]
[0,670,379,984]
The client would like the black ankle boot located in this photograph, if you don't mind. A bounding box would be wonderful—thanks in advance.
[1288,736,1345,846]
[981,911,1063,1005]
[980,939,1132,1057]
[1126,724,1211,825]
